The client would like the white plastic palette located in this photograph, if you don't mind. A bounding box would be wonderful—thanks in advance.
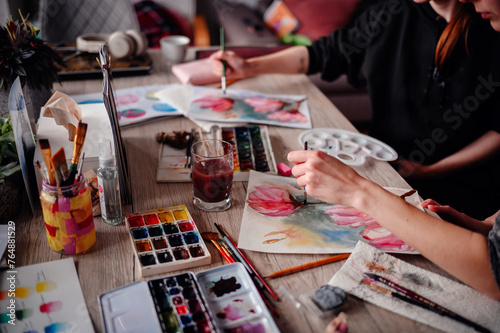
[298,128,397,166]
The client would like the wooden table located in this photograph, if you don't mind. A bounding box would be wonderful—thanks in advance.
[15,50,450,333]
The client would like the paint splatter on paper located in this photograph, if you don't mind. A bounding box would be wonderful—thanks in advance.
[187,87,312,129]
[238,171,418,254]
[0,258,94,333]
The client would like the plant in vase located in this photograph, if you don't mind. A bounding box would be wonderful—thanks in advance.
[0,116,22,221]
[0,11,64,119]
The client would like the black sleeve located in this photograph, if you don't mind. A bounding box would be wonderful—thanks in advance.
[306,0,406,88]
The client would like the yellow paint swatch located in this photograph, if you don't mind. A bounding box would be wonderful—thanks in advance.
[36,281,57,293]
[14,287,33,299]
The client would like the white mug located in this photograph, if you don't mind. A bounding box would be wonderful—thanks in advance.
[160,35,190,64]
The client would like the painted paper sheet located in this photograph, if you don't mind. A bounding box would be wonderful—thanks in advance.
[330,242,500,333]
[238,171,418,254]
[71,84,182,126]
[186,86,312,129]
[0,258,94,333]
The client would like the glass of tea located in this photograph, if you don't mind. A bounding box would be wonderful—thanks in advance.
[191,139,234,211]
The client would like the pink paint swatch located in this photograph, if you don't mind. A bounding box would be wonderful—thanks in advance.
[40,301,63,314]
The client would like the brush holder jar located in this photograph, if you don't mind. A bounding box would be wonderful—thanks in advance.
[40,175,96,254]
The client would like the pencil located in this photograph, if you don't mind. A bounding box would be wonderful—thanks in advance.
[363,274,491,333]
[214,223,279,301]
[220,27,227,94]
[266,253,350,279]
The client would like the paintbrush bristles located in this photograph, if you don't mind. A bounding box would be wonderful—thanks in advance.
[39,139,56,185]
[72,122,88,164]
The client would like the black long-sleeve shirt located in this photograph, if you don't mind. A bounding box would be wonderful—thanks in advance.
[307,0,500,218]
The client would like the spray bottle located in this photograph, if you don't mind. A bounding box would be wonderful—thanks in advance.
[97,138,122,225]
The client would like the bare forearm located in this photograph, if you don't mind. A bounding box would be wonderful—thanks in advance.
[356,181,500,299]
[245,46,309,76]
[427,131,500,176]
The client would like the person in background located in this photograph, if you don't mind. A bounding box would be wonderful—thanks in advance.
[284,0,500,306]
[211,0,500,219]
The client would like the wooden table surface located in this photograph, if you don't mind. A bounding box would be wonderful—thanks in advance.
[15,50,450,333]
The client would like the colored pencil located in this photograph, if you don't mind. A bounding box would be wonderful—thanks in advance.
[220,27,227,94]
[214,223,279,301]
[266,253,350,279]
[363,274,491,333]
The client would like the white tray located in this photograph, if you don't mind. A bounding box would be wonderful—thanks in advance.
[298,128,397,166]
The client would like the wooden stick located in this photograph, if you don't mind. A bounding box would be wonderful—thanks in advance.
[266,253,350,279]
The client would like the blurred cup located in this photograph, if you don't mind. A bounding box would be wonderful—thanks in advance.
[160,35,190,64]
[191,140,234,212]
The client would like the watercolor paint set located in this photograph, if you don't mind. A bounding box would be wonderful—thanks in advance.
[99,263,280,333]
[125,205,211,277]
[156,125,277,182]
[298,128,398,166]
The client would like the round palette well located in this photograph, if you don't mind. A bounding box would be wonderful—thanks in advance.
[298,128,398,166]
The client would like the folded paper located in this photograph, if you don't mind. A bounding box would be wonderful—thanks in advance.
[41,91,82,140]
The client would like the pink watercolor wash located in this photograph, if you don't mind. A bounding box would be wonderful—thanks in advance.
[243,97,285,113]
[267,109,308,123]
[192,96,234,111]
[40,301,63,314]
[247,186,303,217]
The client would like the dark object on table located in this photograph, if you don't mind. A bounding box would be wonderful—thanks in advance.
[313,285,347,312]
[156,131,191,149]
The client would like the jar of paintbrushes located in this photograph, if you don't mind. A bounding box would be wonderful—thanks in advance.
[40,175,96,254]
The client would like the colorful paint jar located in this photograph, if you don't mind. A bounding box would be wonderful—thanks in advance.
[40,176,96,254]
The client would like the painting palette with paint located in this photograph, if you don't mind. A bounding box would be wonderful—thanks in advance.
[156,125,277,182]
[99,263,279,333]
[298,128,398,166]
[125,205,211,277]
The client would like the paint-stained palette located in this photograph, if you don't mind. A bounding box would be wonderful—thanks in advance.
[125,205,211,277]
[99,263,279,333]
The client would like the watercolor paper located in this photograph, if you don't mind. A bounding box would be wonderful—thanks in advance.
[330,242,500,333]
[71,84,182,126]
[186,86,312,129]
[238,171,419,254]
[0,258,94,333]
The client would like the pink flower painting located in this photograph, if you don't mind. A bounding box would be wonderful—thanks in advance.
[192,96,234,112]
[247,185,303,217]
[267,109,308,123]
[243,97,285,113]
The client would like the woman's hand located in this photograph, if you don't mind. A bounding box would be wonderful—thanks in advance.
[287,150,370,208]
[209,50,249,80]
[420,199,494,235]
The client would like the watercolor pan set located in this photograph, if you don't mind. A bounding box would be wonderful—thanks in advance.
[156,125,277,182]
[298,128,398,166]
[99,263,280,333]
[125,205,211,277]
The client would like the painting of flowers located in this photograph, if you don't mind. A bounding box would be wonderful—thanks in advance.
[238,171,418,254]
[187,87,312,129]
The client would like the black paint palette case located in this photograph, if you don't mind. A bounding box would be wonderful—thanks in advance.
[99,263,279,333]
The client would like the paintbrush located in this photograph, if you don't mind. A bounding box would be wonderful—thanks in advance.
[67,122,88,183]
[214,223,279,301]
[220,27,227,95]
[363,274,491,333]
[51,147,69,187]
[266,253,350,279]
[303,141,308,205]
[36,160,48,184]
[201,232,235,264]
[38,139,55,185]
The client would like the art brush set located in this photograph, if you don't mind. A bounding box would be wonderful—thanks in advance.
[202,224,280,317]
[37,121,88,187]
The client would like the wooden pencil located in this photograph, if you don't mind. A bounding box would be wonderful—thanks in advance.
[266,253,350,279]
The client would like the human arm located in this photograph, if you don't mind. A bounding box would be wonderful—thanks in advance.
[420,199,497,235]
[394,130,500,178]
[209,46,309,80]
[287,150,500,299]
